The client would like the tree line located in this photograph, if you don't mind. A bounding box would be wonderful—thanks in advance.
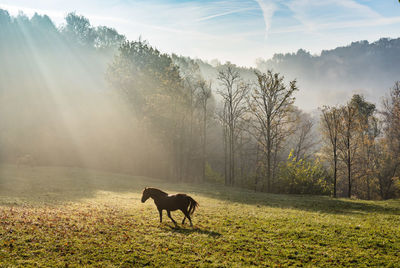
[107,38,400,199]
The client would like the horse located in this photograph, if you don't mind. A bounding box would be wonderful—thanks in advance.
[141,187,199,227]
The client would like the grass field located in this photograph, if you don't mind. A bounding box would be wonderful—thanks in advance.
[0,165,399,267]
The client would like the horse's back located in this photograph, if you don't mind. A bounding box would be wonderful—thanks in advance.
[156,193,189,210]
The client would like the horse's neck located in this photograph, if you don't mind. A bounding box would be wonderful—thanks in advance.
[150,189,167,199]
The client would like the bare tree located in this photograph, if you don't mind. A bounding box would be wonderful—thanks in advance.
[321,106,340,198]
[292,109,317,160]
[217,64,249,186]
[249,70,298,192]
[338,102,358,198]
[196,79,212,182]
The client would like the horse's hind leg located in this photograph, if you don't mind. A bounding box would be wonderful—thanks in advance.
[180,208,187,224]
[182,209,193,227]
[167,210,177,226]
[187,213,193,227]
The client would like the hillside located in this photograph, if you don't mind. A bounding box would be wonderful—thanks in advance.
[0,165,399,266]
[193,38,400,110]
[257,38,400,109]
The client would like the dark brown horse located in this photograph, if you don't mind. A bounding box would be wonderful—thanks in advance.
[141,187,199,227]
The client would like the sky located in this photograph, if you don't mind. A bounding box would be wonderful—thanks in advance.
[1,0,400,67]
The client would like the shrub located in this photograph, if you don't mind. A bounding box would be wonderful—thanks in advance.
[205,162,224,184]
[277,150,331,195]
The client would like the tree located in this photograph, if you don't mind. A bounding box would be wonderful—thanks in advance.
[172,55,202,179]
[94,26,125,50]
[321,106,340,197]
[292,109,316,160]
[196,79,213,182]
[351,94,377,199]
[378,81,400,199]
[217,64,249,186]
[373,142,399,200]
[0,9,11,26]
[62,12,96,47]
[249,70,298,192]
[338,99,358,198]
[382,82,400,159]
[107,39,186,180]
[107,40,182,117]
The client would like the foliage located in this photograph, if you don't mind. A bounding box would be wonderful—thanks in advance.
[277,151,331,195]
[63,12,97,47]
[204,162,224,184]
[107,39,182,117]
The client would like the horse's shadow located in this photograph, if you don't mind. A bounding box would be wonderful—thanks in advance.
[162,225,221,237]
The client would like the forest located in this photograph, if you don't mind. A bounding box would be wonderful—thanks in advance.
[1,9,399,200]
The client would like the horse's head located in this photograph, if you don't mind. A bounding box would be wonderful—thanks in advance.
[141,187,151,203]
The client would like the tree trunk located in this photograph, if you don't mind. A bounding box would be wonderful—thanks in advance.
[333,146,337,198]
[202,104,207,183]
[347,141,351,198]
[223,124,228,186]
[266,118,271,192]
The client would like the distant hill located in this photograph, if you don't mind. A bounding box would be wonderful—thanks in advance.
[257,38,400,110]
[192,38,400,110]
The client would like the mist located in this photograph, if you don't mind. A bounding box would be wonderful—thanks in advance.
[256,40,400,110]
[0,11,168,177]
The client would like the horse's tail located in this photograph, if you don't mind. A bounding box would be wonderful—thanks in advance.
[188,196,199,215]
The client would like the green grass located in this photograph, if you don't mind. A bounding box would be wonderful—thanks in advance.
[0,165,399,267]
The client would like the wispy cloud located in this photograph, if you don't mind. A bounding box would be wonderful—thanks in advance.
[284,0,383,33]
[196,7,256,22]
[0,3,64,20]
[269,16,400,35]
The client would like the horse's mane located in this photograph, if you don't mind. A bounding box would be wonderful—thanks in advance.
[147,187,168,197]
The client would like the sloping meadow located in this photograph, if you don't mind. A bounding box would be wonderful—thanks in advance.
[0,165,399,267]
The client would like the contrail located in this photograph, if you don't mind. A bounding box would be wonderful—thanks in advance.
[254,0,277,39]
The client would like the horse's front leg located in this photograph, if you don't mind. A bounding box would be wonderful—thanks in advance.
[158,209,163,223]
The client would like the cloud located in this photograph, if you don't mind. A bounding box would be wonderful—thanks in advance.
[283,0,383,33]
[332,0,381,18]
[0,3,64,21]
